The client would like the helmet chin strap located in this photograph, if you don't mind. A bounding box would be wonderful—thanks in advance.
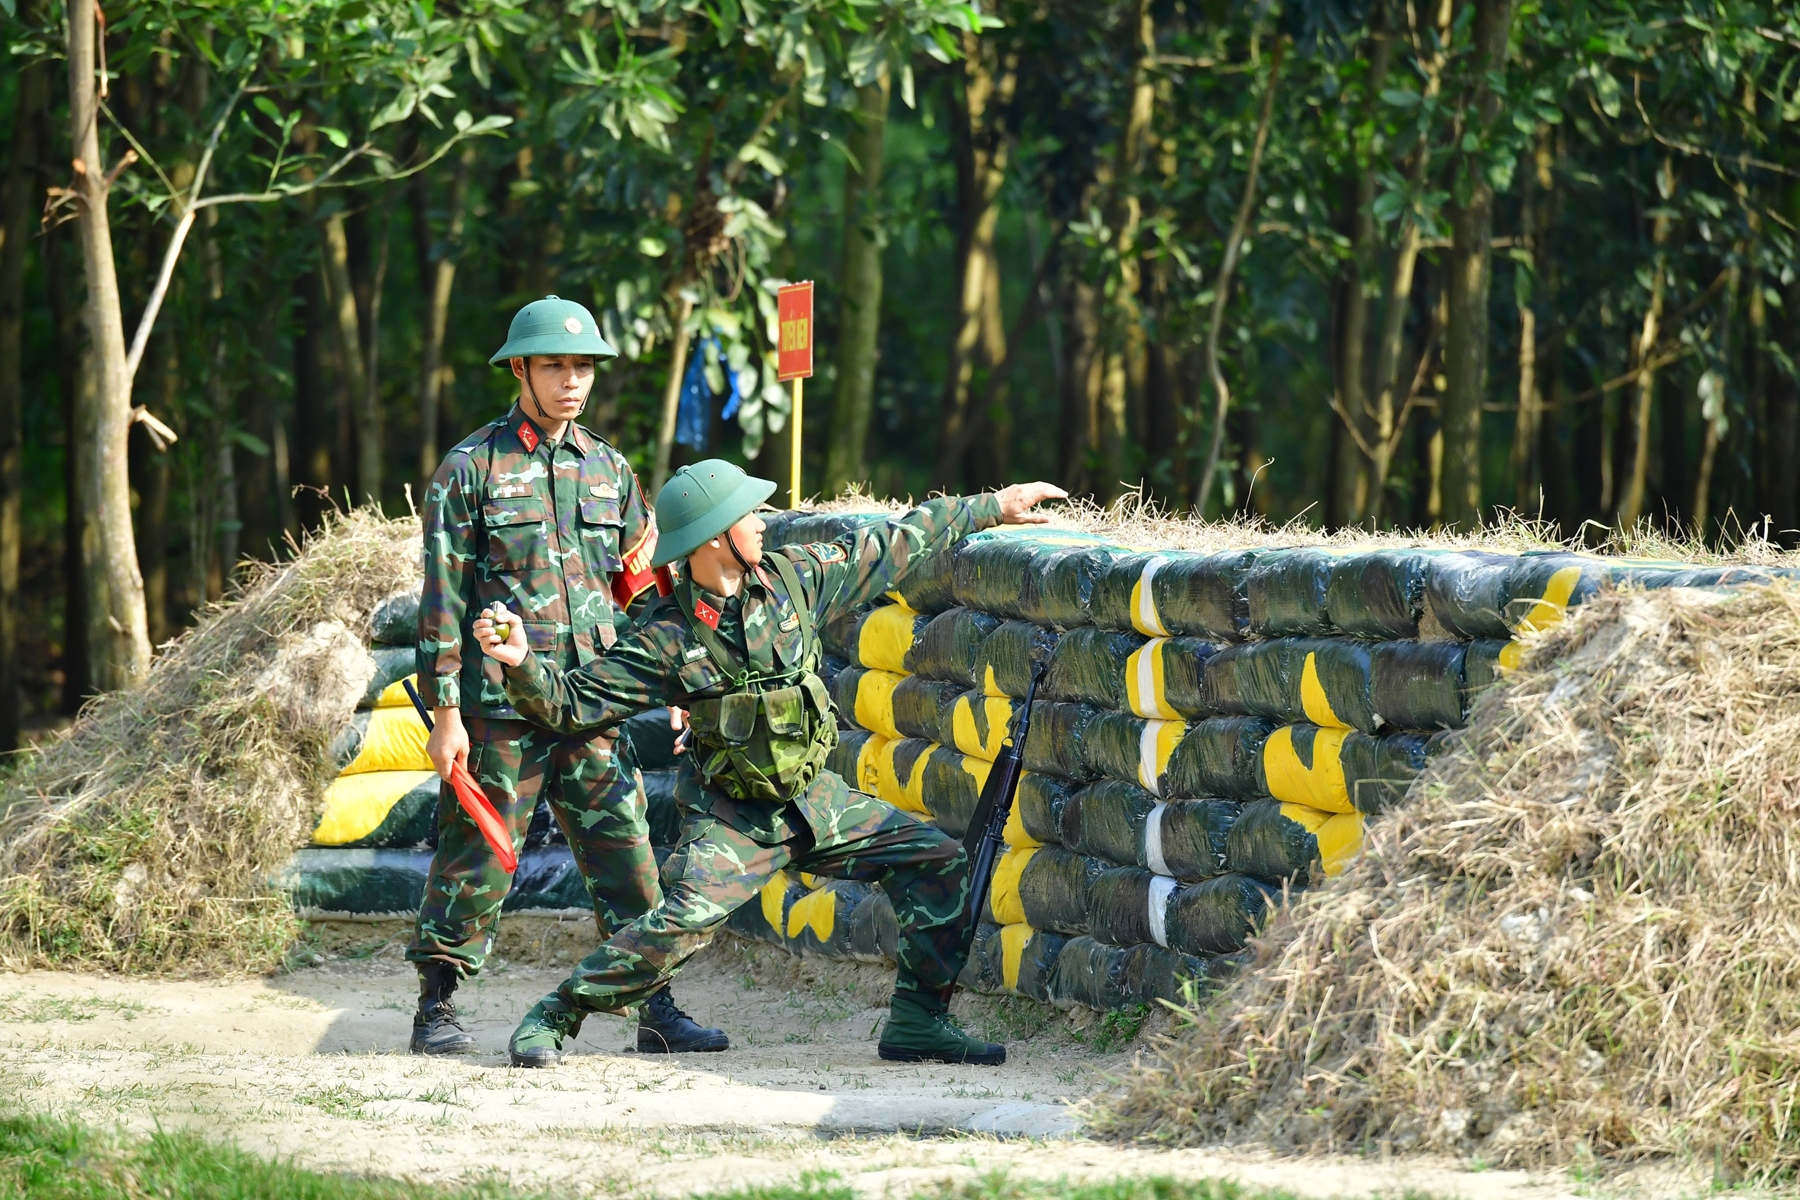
[726,526,759,576]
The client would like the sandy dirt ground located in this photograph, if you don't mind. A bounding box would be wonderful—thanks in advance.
[0,921,1667,1199]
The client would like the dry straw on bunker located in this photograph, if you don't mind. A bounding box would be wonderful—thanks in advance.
[1095,580,1800,1174]
[0,510,419,975]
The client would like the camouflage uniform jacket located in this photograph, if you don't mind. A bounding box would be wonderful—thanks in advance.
[419,404,667,719]
[503,493,1005,841]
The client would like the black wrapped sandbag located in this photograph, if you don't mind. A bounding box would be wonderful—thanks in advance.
[973,619,1060,698]
[1425,551,1520,639]
[1019,846,1110,935]
[370,591,421,647]
[848,886,898,963]
[952,533,1119,627]
[905,606,1002,685]
[362,645,417,707]
[1370,640,1468,731]
[893,676,962,743]
[1203,639,1379,733]
[1090,550,1257,640]
[946,690,1018,761]
[896,547,958,614]
[329,711,372,772]
[1138,942,1216,1007]
[764,510,889,548]
[1018,772,1076,846]
[1245,549,1346,637]
[1087,865,1168,949]
[821,653,849,694]
[1324,550,1436,639]
[1462,638,1519,704]
[783,879,875,959]
[1341,729,1441,814]
[1079,710,1188,795]
[1022,701,1101,780]
[920,745,988,836]
[1036,545,1133,629]
[1502,553,1607,634]
[868,736,932,815]
[996,923,1069,1002]
[962,921,1007,992]
[1048,935,1137,1010]
[1143,636,1222,720]
[1163,872,1278,956]
[827,727,882,793]
[313,772,438,849]
[828,665,904,740]
[1164,715,1279,799]
[1061,779,1159,866]
[1223,798,1322,886]
[834,603,933,673]
[822,604,868,662]
[1143,797,1241,880]
[1044,627,1149,710]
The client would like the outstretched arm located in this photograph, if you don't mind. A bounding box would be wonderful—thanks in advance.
[796,481,1068,624]
[474,603,680,734]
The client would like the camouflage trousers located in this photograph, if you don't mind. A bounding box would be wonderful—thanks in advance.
[408,717,661,977]
[547,770,972,1016]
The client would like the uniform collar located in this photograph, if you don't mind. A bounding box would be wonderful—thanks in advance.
[506,405,593,456]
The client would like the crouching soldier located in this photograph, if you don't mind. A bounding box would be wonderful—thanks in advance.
[472,461,1066,1067]
[407,296,724,1058]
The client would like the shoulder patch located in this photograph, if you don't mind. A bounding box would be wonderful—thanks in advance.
[804,542,847,565]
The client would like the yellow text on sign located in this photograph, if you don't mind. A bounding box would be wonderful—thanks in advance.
[781,318,810,351]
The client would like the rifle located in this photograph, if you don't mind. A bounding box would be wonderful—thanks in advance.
[961,661,1046,929]
[403,678,519,873]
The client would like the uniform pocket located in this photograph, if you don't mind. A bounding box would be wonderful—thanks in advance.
[762,686,806,737]
[483,500,548,573]
[578,497,624,573]
[719,693,758,744]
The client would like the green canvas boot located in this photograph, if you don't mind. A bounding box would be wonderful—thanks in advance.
[508,995,583,1068]
[877,992,1005,1065]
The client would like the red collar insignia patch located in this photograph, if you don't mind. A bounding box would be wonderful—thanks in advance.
[693,599,721,629]
[517,418,540,453]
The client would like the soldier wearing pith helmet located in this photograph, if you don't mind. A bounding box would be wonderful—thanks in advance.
[472,460,1068,1068]
[405,295,727,1057]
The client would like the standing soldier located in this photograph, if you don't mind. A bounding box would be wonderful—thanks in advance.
[407,296,727,1057]
[472,461,1067,1067]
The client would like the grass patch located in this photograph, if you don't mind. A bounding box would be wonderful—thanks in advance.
[0,992,164,1023]
[0,1110,1333,1200]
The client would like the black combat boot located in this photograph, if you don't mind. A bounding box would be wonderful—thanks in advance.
[410,961,480,1056]
[636,987,729,1053]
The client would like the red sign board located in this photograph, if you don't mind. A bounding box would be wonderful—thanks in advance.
[776,281,814,382]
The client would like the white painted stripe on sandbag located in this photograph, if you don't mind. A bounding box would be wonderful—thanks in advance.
[1143,801,1171,877]
[1129,636,1175,719]
[1135,556,1171,636]
[1138,719,1162,796]
[1147,873,1177,949]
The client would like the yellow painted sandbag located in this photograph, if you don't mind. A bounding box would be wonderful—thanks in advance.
[1261,724,1354,813]
[341,705,434,775]
[986,844,1036,925]
[312,770,438,846]
[857,602,921,674]
[950,693,1017,761]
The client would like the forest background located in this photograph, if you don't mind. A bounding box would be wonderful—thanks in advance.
[0,0,1796,752]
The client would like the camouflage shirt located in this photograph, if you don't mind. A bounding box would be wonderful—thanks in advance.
[419,404,667,718]
[503,493,1004,840]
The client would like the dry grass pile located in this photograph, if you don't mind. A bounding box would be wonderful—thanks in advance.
[1093,580,1800,1175]
[805,488,1800,566]
[0,509,419,975]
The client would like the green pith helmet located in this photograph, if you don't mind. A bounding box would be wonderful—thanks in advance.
[489,295,617,365]
[653,460,776,568]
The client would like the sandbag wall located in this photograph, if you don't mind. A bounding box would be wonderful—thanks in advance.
[731,513,1798,1011]
[282,591,687,918]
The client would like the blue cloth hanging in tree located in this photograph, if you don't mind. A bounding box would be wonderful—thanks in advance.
[675,336,745,450]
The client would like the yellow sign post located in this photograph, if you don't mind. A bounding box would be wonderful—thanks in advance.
[776,281,814,508]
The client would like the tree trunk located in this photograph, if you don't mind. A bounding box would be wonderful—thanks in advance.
[357,203,391,509]
[1104,0,1158,494]
[319,212,370,502]
[135,331,176,644]
[0,57,48,746]
[413,146,472,490]
[1510,133,1555,513]
[1438,0,1514,529]
[1618,157,1674,529]
[42,208,88,709]
[1694,264,1740,536]
[652,295,696,494]
[293,269,334,530]
[1059,268,1104,495]
[823,71,890,494]
[933,32,1018,490]
[66,0,152,689]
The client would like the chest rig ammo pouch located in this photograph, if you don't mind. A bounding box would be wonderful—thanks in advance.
[679,554,839,806]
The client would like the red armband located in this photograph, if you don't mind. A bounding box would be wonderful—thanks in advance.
[613,523,661,607]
